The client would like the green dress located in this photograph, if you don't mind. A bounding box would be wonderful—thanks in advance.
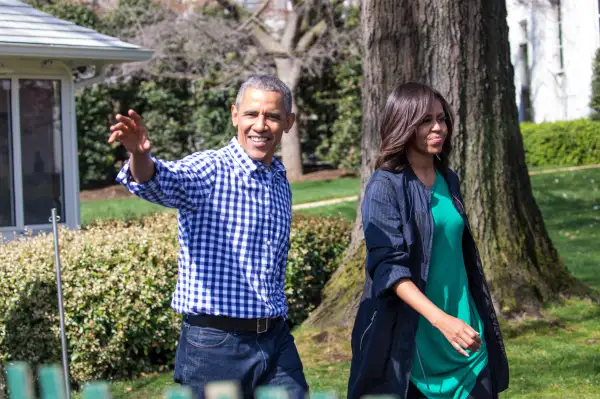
[410,170,488,399]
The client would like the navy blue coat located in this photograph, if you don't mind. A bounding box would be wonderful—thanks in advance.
[348,167,509,399]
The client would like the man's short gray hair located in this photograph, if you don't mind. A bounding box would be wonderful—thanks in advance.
[235,75,293,114]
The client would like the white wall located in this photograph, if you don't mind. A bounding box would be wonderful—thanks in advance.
[561,0,600,119]
[507,0,600,122]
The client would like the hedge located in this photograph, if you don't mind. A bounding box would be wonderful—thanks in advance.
[0,213,350,389]
[521,119,600,167]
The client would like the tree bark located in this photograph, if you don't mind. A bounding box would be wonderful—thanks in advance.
[276,57,304,181]
[305,0,587,328]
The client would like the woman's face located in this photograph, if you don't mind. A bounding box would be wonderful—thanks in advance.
[411,99,448,156]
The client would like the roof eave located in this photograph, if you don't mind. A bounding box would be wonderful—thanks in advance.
[0,43,153,63]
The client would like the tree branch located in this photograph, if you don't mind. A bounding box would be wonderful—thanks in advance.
[281,9,301,52]
[251,25,287,54]
[237,0,270,31]
[296,19,327,52]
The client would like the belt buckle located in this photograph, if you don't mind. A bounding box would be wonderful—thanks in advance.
[257,318,268,334]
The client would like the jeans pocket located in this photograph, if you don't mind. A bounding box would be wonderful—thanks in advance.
[185,324,231,349]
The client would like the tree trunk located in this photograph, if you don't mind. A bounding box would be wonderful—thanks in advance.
[305,0,587,328]
[276,58,303,181]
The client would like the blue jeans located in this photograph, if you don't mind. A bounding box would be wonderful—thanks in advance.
[173,317,308,399]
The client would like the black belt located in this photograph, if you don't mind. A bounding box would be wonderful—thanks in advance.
[184,314,282,334]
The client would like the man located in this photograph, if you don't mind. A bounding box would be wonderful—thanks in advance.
[108,75,308,398]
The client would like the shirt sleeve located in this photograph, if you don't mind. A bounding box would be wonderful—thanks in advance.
[361,177,413,298]
[116,151,217,213]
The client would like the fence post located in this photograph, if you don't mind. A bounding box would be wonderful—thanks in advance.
[204,381,242,399]
[164,386,193,399]
[82,382,111,399]
[254,386,289,399]
[49,208,71,399]
[39,365,66,399]
[6,362,34,399]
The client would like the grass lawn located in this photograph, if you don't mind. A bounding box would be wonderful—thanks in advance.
[298,200,359,221]
[81,197,173,226]
[289,177,360,205]
[80,177,361,226]
[75,168,600,398]
[80,165,595,226]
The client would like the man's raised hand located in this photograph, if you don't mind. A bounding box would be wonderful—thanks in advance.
[108,110,151,155]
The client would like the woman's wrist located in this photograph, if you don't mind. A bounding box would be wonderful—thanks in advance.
[427,308,447,328]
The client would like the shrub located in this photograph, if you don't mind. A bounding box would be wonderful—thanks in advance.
[76,85,118,188]
[315,56,362,170]
[285,215,351,326]
[0,213,350,387]
[521,119,600,167]
[0,214,180,389]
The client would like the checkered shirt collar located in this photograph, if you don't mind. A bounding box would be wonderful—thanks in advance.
[227,137,286,176]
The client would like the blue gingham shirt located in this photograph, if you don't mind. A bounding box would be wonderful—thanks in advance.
[116,138,292,319]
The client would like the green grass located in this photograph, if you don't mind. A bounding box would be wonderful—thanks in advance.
[81,197,173,226]
[297,200,359,221]
[530,169,600,289]
[289,177,359,205]
[79,177,360,226]
[74,168,600,398]
[74,374,175,399]
[501,299,600,398]
[79,166,596,226]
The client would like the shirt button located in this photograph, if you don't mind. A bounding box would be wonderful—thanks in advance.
[267,240,271,246]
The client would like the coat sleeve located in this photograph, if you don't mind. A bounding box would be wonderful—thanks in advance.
[361,177,413,298]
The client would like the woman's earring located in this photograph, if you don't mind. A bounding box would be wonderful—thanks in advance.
[435,154,442,161]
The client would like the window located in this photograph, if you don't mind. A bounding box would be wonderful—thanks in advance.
[0,78,66,232]
[0,80,14,227]
[19,79,64,225]
[518,21,534,122]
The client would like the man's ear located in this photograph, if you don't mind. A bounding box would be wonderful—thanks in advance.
[285,113,296,133]
[231,104,238,127]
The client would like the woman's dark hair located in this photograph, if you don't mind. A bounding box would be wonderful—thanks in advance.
[375,82,454,172]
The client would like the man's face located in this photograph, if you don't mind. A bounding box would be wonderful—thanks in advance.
[231,88,295,165]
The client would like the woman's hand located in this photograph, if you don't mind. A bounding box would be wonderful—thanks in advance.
[393,279,482,357]
[433,313,482,356]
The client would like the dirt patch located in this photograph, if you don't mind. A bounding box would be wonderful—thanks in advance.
[80,185,133,201]
[294,169,358,182]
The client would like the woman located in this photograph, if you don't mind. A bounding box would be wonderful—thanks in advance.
[347,82,509,399]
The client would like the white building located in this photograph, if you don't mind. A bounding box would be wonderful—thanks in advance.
[507,0,600,122]
[0,0,152,239]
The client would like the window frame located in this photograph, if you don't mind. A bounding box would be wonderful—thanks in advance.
[0,73,77,236]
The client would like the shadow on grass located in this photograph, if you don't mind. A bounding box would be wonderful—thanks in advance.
[501,299,600,339]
